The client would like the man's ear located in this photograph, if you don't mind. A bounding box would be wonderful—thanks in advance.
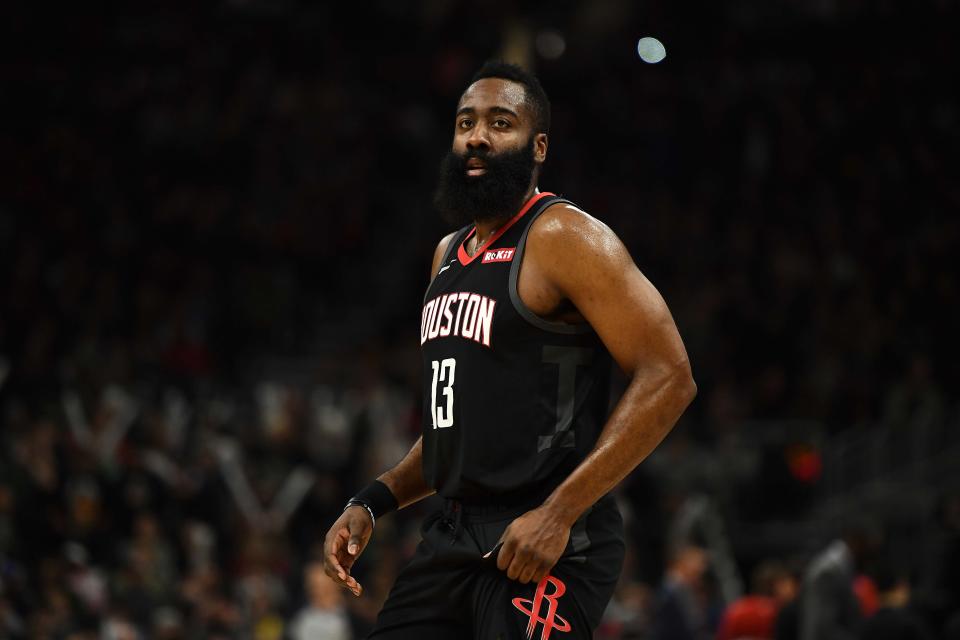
[534,133,548,164]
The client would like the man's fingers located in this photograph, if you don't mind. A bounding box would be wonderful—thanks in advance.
[344,574,363,597]
[327,529,351,574]
[329,527,348,553]
[531,554,557,585]
[325,550,350,581]
[347,511,372,556]
[348,536,361,556]
[507,555,526,582]
[325,529,359,582]
[322,513,372,597]
[325,552,344,578]
[325,552,364,596]
[532,567,549,585]
[517,563,538,585]
[506,548,532,581]
[496,539,516,572]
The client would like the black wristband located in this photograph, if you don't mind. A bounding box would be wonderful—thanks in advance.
[346,480,399,521]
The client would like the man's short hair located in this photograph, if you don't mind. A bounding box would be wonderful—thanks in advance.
[469,61,551,135]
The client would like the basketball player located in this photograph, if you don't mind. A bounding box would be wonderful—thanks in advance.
[322,61,697,639]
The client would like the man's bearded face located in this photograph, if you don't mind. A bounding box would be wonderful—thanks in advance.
[433,136,537,227]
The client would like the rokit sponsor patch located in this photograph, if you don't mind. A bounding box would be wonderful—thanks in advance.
[481,248,516,264]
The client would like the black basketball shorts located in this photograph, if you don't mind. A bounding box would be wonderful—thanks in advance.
[368,493,625,640]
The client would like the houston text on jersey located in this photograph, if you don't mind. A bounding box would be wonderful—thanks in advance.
[421,292,496,347]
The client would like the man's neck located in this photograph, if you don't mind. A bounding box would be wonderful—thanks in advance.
[469,184,539,255]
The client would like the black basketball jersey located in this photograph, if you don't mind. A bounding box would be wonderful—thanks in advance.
[420,191,613,503]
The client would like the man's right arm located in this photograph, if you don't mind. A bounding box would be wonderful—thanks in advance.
[322,232,456,596]
[322,437,431,597]
[375,229,458,505]
[376,436,432,508]
[378,230,457,506]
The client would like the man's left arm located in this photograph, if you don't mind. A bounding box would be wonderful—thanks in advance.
[496,205,697,584]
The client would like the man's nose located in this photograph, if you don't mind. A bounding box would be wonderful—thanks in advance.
[465,123,490,152]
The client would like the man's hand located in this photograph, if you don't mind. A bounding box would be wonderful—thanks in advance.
[322,506,373,597]
[495,504,573,584]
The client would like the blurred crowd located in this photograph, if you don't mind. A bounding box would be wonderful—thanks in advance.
[2,0,958,638]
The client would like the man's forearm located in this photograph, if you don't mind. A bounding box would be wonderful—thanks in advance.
[376,436,435,510]
[542,363,696,524]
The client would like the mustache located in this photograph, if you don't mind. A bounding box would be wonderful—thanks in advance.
[455,147,493,166]
[450,144,529,174]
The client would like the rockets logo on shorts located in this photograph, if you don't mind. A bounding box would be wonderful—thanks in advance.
[421,291,496,347]
[512,575,572,640]
[481,247,516,263]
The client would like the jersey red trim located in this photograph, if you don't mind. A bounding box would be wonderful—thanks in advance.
[457,191,555,266]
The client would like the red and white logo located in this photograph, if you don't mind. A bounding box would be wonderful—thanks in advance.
[511,575,572,640]
[481,248,516,264]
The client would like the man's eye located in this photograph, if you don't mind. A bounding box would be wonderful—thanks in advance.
[494,119,510,128]
[458,119,473,128]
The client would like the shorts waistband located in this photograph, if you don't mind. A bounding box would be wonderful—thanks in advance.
[441,498,536,523]
[440,483,558,523]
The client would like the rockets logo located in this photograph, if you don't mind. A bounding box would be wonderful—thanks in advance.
[511,575,572,640]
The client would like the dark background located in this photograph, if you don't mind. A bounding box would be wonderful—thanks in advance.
[1,1,958,638]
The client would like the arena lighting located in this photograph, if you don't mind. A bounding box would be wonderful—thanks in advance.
[785,443,823,484]
[536,29,566,60]
[637,36,666,63]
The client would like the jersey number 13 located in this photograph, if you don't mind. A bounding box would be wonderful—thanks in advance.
[430,358,456,429]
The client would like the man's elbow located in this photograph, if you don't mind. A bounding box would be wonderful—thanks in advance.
[672,360,697,407]
[627,356,697,406]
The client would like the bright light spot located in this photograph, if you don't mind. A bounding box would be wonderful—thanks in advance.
[637,36,666,63]
[536,30,566,60]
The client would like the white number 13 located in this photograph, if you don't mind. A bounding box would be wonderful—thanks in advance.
[430,358,456,429]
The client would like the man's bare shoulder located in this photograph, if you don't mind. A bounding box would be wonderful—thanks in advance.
[435,230,459,254]
[430,230,460,279]
[526,201,627,267]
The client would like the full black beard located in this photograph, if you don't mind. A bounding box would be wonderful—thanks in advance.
[433,139,537,228]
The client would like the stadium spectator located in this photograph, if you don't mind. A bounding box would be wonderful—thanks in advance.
[794,521,882,640]
[288,561,353,640]
[858,563,931,640]
[716,560,797,640]
[652,544,711,640]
